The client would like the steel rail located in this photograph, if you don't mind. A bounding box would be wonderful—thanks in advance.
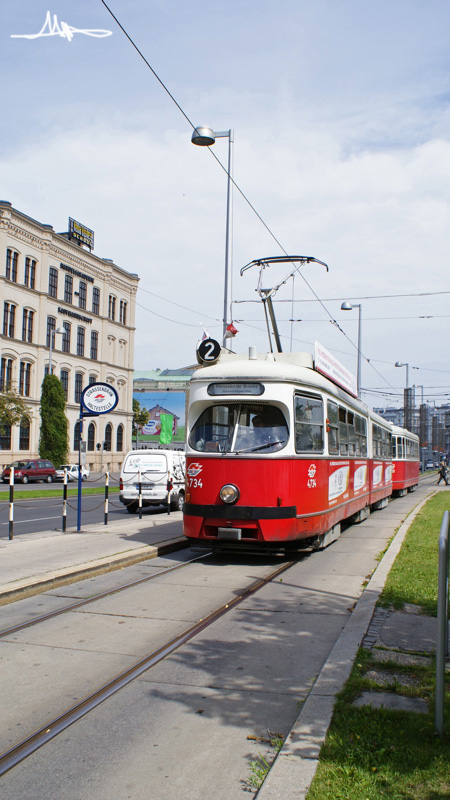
[0,550,210,638]
[0,558,294,777]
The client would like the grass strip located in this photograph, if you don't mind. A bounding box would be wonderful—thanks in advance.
[307,491,450,800]
[307,677,450,800]
[379,492,449,616]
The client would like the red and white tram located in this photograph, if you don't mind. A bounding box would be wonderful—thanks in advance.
[390,424,420,496]
[183,347,413,552]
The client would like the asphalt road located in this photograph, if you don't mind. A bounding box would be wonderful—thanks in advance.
[0,487,171,538]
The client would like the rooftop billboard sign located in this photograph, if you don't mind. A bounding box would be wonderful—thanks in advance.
[314,341,358,398]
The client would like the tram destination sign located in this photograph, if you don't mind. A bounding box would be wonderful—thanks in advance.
[314,341,358,398]
[81,383,119,415]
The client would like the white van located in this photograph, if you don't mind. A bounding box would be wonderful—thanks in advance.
[119,449,185,513]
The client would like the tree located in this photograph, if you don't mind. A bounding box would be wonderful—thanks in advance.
[39,375,69,467]
[0,390,32,433]
[133,398,150,445]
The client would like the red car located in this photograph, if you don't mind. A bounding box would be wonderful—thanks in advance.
[2,459,56,484]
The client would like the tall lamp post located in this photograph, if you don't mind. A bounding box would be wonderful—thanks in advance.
[395,361,411,430]
[395,361,409,388]
[48,326,65,374]
[191,125,234,347]
[341,301,362,398]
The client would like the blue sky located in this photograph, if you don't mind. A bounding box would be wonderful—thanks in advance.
[2,0,450,409]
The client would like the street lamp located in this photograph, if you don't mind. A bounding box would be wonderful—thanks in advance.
[191,125,234,346]
[341,301,362,398]
[48,326,65,374]
[395,361,409,387]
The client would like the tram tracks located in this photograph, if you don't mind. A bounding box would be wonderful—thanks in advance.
[0,556,294,777]
[0,550,211,638]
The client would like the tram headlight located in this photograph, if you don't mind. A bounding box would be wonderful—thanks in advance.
[220,484,240,504]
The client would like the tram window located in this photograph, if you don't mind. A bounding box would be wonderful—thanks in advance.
[397,437,403,458]
[347,411,356,455]
[189,403,288,454]
[383,429,391,459]
[392,437,397,459]
[355,415,367,457]
[189,405,235,452]
[372,423,391,460]
[338,406,348,455]
[295,395,323,453]
[327,401,339,454]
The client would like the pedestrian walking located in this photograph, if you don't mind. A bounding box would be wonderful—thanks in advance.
[436,461,449,485]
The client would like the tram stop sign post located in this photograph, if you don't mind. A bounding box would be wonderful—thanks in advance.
[77,383,119,532]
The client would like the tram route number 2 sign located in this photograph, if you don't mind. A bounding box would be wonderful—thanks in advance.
[197,338,221,365]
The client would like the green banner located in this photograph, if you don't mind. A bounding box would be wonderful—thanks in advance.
[159,413,173,444]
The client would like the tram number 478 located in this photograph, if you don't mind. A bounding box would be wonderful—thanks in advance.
[188,477,203,488]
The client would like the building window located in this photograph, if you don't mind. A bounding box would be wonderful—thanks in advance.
[3,303,16,338]
[22,309,34,343]
[0,358,13,391]
[88,422,95,451]
[64,274,73,304]
[89,374,97,385]
[0,425,11,450]
[74,421,81,451]
[92,287,100,315]
[19,362,31,397]
[74,372,83,403]
[104,422,112,451]
[77,326,85,357]
[78,281,87,310]
[62,321,71,353]
[48,267,58,298]
[116,424,124,452]
[90,331,98,360]
[24,257,36,289]
[119,300,127,325]
[19,421,30,450]
[60,369,69,400]
[46,316,56,347]
[6,249,18,282]
[108,294,116,321]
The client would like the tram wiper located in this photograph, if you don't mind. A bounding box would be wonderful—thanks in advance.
[233,441,285,454]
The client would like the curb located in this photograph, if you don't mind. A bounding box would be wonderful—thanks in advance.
[0,537,187,606]
[256,491,434,800]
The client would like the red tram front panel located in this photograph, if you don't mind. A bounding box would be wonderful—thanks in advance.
[184,455,371,544]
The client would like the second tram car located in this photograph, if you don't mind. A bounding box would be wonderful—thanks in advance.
[183,348,416,552]
[390,424,420,495]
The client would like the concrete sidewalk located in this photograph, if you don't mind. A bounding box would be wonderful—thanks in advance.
[0,511,186,603]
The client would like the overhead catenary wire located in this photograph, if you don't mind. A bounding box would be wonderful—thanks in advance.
[234,289,450,302]
[98,0,416,397]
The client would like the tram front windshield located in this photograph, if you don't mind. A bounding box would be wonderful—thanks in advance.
[189,404,288,454]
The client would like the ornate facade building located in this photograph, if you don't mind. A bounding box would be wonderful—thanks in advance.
[0,201,139,470]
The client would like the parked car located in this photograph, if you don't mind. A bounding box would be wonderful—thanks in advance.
[425,460,435,470]
[1,459,56,484]
[54,464,90,482]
